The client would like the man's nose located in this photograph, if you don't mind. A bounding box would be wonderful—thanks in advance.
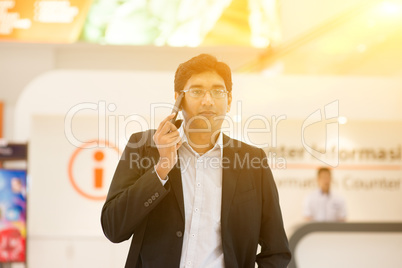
[201,90,214,105]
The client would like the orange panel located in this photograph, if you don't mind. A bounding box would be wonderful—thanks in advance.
[0,0,92,43]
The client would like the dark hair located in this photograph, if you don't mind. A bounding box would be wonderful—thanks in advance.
[317,167,331,176]
[174,54,232,93]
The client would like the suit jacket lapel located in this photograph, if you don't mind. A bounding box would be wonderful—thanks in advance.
[169,155,185,221]
[221,134,240,227]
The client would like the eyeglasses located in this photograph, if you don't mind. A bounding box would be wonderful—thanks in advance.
[181,88,228,99]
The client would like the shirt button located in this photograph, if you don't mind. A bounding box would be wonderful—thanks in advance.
[194,208,199,212]
[176,231,183,238]
[197,183,201,187]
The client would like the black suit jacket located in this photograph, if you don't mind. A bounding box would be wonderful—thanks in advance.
[101,130,291,268]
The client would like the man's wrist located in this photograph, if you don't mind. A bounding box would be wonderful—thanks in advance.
[154,162,170,180]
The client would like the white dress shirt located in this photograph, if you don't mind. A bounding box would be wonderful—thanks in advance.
[303,189,347,222]
[176,126,224,268]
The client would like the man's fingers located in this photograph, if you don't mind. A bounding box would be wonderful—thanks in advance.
[158,122,172,137]
[165,132,180,143]
[154,113,181,149]
[159,132,180,145]
[157,113,176,132]
[158,120,178,137]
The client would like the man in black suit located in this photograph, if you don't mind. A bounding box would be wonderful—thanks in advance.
[101,54,291,268]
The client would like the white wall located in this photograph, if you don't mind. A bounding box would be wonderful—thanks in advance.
[0,44,54,139]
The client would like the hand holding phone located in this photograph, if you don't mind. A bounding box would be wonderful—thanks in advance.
[153,93,184,179]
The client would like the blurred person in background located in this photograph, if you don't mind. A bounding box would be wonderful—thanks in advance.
[304,167,347,222]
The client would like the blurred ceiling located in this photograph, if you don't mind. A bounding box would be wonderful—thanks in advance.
[238,0,402,77]
[1,0,401,77]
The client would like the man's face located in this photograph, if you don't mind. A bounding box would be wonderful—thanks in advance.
[175,71,232,135]
[317,171,331,193]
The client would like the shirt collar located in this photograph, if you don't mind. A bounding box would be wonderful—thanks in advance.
[319,189,331,196]
[179,124,223,153]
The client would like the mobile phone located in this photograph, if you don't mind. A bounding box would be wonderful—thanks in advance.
[169,92,184,124]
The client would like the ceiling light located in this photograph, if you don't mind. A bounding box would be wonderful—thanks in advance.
[379,1,401,16]
[338,116,348,124]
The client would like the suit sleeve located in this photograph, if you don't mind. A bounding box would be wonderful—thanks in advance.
[101,131,170,243]
[256,148,291,267]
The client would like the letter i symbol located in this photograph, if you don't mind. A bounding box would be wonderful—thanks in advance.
[94,151,104,188]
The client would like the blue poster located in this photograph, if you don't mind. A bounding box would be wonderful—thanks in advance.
[0,169,27,263]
